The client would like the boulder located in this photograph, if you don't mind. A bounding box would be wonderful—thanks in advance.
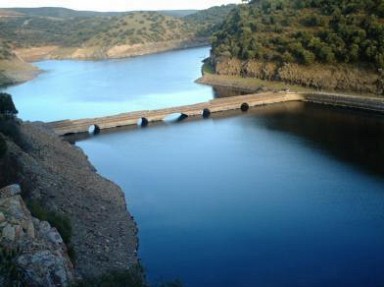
[0,184,74,286]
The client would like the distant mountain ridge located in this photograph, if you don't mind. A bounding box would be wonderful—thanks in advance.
[0,6,234,51]
[2,7,198,18]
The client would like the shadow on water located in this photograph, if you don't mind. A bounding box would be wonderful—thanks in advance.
[253,101,384,178]
[68,100,384,179]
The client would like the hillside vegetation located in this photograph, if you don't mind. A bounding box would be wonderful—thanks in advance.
[0,10,194,48]
[0,6,234,52]
[0,39,39,86]
[0,5,234,85]
[209,0,384,94]
[85,12,194,47]
[0,39,13,60]
[184,4,236,37]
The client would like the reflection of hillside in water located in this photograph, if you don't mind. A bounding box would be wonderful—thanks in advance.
[255,102,384,178]
[212,86,254,98]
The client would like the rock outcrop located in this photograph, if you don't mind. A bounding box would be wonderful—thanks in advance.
[0,184,74,286]
[4,122,138,280]
[213,56,380,95]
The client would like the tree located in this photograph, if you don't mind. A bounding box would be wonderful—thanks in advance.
[0,134,6,158]
[0,92,18,119]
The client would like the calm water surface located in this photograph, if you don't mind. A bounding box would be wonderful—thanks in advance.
[6,46,384,286]
[77,102,384,287]
[4,47,213,121]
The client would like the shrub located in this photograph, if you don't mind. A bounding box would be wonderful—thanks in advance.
[0,93,18,119]
[0,120,25,150]
[0,135,6,158]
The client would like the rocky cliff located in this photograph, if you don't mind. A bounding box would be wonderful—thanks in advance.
[1,121,138,284]
[212,56,380,95]
[0,184,74,286]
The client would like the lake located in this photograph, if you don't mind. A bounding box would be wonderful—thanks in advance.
[6,47,384,286]
[77,103,384,287]
[4,47,213,122]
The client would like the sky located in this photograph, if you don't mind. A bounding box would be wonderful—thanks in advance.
[0,0,243,12]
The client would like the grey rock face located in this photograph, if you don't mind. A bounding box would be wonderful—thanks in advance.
[0,185,74,287]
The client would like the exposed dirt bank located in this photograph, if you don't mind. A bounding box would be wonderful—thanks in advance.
[15,39,208,61]
[5,121,138,279]
[3,40,207,86]
[0,57,40,87]
[198,73,384,113]
[209,57,382,96]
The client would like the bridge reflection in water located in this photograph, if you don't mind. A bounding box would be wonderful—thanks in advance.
[47,92,384,136]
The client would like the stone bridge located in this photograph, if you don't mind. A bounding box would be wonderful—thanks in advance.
[47,92,302,135]
[47,91,384,136]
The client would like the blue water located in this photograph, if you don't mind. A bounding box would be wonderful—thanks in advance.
[7,45,384,286]
[77,103,384,287]
[4,47,213,121]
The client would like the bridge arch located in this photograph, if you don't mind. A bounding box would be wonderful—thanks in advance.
[240,103,249,112]
[88,124,101,135]
[137,117,149,127]
[178,113,188,121]
[202,108,211,118]
[163,113,188,122]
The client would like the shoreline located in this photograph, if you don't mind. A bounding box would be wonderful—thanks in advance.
[0,58,41,88]
[15,39,209,62]
[197,73,384,113]
[196,72,378,97]
[7,121,139,280]
[0,40,208,88]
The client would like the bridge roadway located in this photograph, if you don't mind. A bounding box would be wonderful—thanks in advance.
[47,92,303,135]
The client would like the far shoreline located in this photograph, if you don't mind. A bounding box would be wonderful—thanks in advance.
[0,40,209,88]
[197,72,382,98]
[196,73,384,115]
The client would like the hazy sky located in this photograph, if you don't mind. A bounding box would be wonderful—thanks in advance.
[0,0,243,11]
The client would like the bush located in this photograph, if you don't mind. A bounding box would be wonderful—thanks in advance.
[0,135,6,158]
[0,120,25,150]
[0,93,18,119]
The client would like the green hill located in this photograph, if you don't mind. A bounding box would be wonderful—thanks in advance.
[4,7,127,18]
[0,7,234,51]
[0,39,13,60]
[159,10,197,18]
[0,6,235,84]
[184,4,237,37]
[208,0,384,94]
[85,11,195,47]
